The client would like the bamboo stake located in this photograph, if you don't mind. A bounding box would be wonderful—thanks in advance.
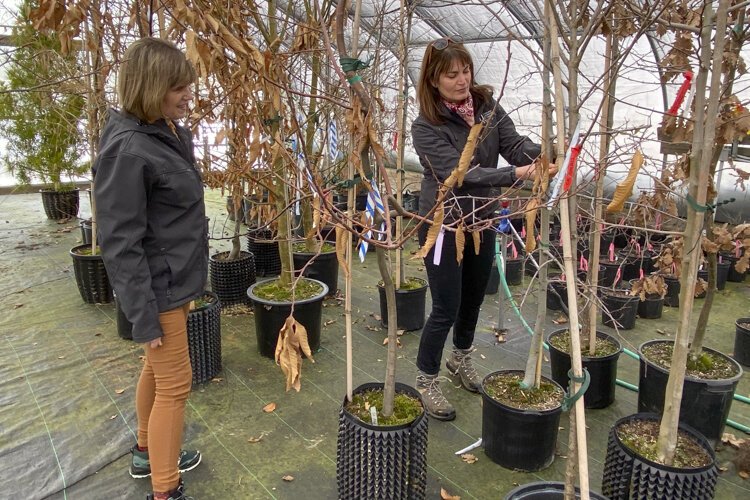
[394,0,409,289]
[657,0,730,464]
[549,2,590,497]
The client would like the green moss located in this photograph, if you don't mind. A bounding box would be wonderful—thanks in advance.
[345,389,423,427]
[191,293,216,311]
[642,341,738,380]
[292,242,335,253]
[74,246,101,256]
[548,331,619,358]
[483,372,563,411]
[253,278,323,302]
[617,419,712,468]
[378,276,427,290]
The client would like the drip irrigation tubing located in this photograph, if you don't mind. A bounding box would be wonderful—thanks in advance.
[493,236,750,435]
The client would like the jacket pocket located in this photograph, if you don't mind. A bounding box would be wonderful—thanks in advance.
[158,168,203,208]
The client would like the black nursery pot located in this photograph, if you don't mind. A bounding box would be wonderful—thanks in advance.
[377,278,428,331]
[336,382,428,500]
[293,248,338,297]
[735,318,750,367]
[598,260,620,290]
[187,291,222,385]
[41,188,79,220]
[505,482,608,500]
[721,253,746,282]
[716,260,730,290]
[637,340,743,447]
[481,370,563,472]
[504,257,523,286]
[601,290,639,330]
[663,274,681,307]
[547,330,622,409]
[209,251,256,307]
[70,244,113,304]
[246,227,281,277]
[601,413,718,500]
[80,219,93,245]
[637,293,664,319]
[248,278,328,359]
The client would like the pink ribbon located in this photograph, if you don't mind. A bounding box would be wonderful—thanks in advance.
[609,243,615,262]
[635,242,642,256]
[639,268,644,280]
[614,268,621,286]
[521,227,526,239]
[655,212,662,230]
[509,241,518,259]
[719,255,723,264]
[579,255,589,271]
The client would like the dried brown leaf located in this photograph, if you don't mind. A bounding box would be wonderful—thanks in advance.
[262,402,276,413]
[608,150,644,213]
[335,225,350,279]
[115,388,125,395]
[455,224,465,264]
[461,453,478,464]
[441,488,461,500]
[455,124,484,187]
[247,436,263,443]
[472,231,481,256]
[282,475,294,482]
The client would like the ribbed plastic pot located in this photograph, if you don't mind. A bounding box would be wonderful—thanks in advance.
[505,258,523,286]
[721,253,746,282]
[547,330,622,409]
[377,278,427,331]
[637,294,664,319]
[246,228,281,277]
[293,248,338,297]
[637,340,743,447]
[209,251,256,307]
[80,219,92,245]
[663,274,680,307]
[336,382,428,500]
[70,244,113,304]
[601,291,639,330]
[114,295,133,340]
[41,188,79,220]
[481,370,563,472]
[248,278,328,359]
[735,318,750,367]
[601,413,718,500]
[187,291,222,385]
[505,482,608,500]
[486,263,500,294]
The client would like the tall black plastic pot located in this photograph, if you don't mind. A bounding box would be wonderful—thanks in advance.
[377,278,428,331]
[601,413,718,500]
[637,294,664,319]
[663,274,681,307]
[246,228,281,277]
[735,318,750,367]
[716,261,730,290]
[41,188,79,220]
[336,382,428,500]
[721,253,746,282]
[547,330,622,409]
[80,219,92,245]
[209,251,256,307]
[70,245,113,304]
[601,291,638,330]
[187,291,222,385]
[481,370,563,471]
[637,340,743,447]
[248,278,328,359]
[598,260,620,289]
[505,482,608,500]
[505,257,523,286]
[114,295,133,340]
[293,249,338,297]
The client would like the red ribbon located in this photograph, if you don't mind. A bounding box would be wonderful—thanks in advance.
[667,71,694,116]
[562,144,582,192]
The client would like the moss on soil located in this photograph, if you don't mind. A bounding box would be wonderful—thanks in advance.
[617,419,712,468]
[345,389,423,427]
[292,242,335,253]
[253,278,323,302]
[191,293,216,311]
[642,341,738,380]
[378,276,426,291]
[548,331,619,357]
[483,372,563,411]
[74,246,101,256]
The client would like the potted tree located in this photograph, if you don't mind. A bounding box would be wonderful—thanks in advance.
[0,0,86,220]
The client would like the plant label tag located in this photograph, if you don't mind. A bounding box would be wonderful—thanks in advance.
[369,406,378,426]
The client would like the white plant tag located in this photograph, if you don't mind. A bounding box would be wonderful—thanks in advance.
[369,406,378,425]
[433,227,445,266]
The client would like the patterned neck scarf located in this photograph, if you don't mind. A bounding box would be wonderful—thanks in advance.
[443,93,474,126]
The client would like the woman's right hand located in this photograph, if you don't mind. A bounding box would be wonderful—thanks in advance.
[149,337,163,349]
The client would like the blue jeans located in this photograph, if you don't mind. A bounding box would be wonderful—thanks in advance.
[417,226,495,374]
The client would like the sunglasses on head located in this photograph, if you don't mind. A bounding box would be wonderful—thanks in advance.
[430,36,464,51]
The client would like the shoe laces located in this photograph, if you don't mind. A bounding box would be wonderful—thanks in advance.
[419,375,451,405]
[454,348,480,380]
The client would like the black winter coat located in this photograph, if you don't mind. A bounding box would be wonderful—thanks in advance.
[412,93,541,224]
[93,109,207,343]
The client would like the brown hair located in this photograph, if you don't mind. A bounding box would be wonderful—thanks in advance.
[416,40,492,125]
[117,38,196,123]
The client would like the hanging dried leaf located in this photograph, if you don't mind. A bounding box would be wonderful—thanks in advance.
[607,150,644,213]
[525,198,540,252]
[275,315,314,392]
[415,201,445,258]
[335,225,350,278]
[472,231,481,256]
[455,224,466,264]
[456,124,484,187]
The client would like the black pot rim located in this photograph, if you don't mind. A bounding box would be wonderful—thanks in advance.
[40,187,80,194]
[638,339,744,384]
[190,290,220,313]
[341,381,426,431]
[601,289,638,302]
[291,247,337,257]
[481,370,564,415]
[504,481,607,500]
[546,329,623,362]
[70,243,103,260]
[612,412,716,472]
[210,250,253,262]
[376,276,428,291]
[247,277,329,305]
[736,318,750,333]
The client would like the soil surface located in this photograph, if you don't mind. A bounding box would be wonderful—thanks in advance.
[548,331,619,358]
[617,419,712,468]
[345,389,423,427]
[483,372,563,411]
[253,278,323,301]
[642,341,739,380]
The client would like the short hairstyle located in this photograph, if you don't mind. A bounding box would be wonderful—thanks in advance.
[416,40,492,125]
[117,38,196,123]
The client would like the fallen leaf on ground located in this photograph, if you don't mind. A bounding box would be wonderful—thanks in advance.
[324,319,336,326]
[552,315,568,325]
[366,325,380,332]
[656,328,666,335]
[739,471,749,479]
[282,475,294,481]
[371,313,381,321]
[13,303,23,309]
[262,402,276,413]
[441,487,461,499]
[247,436,263,443]
[211,377,224,383]
[109,415,116,420]
[461,453,478,464]
[722,433,747,448]
[115,388,126,394]
[397,329,405,336]
[480,354,486,359]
